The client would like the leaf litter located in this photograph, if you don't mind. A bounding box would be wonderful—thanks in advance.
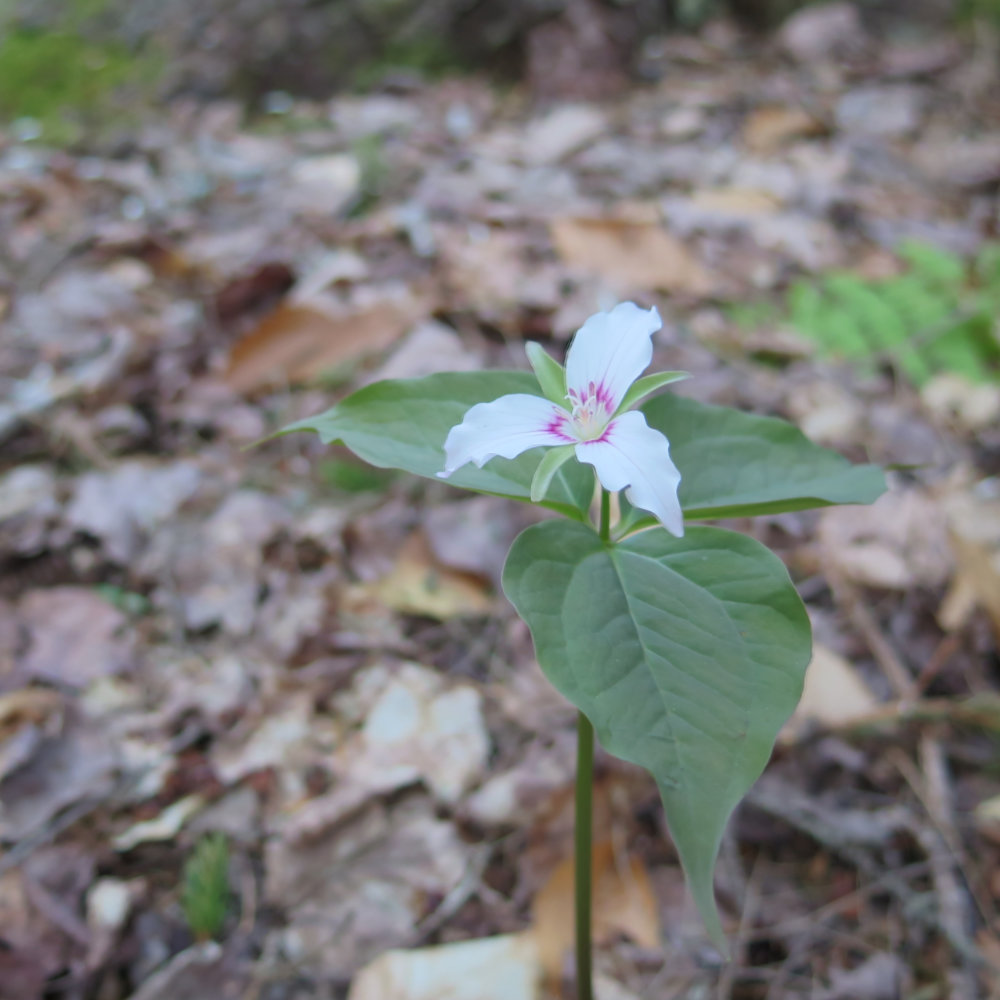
[0,6,999,998]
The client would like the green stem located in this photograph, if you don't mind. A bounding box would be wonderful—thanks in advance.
[574,485,608,1000]
[575,710,595,1000]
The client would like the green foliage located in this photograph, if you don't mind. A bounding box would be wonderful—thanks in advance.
[352,35,465,91]
[319,456,397,493]
[180,834,230,941]
[96,584,151,617]
[960,0,1000,22]
[0,0,163,145]
[503,520,811,947]
[285,370,885,523]
[761,241,1000,386]
[285,366,883,947]
[349,134,391,217]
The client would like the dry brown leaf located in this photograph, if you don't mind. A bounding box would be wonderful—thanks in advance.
[782,643,879,742]
[531,840,660,985]
[355,530,493,621]
[550,213,711,296]
[743,106,825,154]
[939,485,1000,639]
[225,288,425,393]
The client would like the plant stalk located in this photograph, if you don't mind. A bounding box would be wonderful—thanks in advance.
[573,486,609,1000]
[575,710,595,1000]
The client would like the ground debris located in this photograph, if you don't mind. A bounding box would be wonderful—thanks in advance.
[0,9,997,997]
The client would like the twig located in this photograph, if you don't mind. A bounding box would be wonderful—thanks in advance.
[829,571,916,700]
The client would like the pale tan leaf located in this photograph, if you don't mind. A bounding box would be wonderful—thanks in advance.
[782,643,879,742]
[353,531,493,621]
[347,933,541,1000]
[550,214,711,296]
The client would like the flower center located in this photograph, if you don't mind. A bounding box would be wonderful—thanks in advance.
[568,380,613,442]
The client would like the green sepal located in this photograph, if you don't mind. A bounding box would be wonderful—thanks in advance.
[530,445,577,502]
[616,371,690,414]
[525,342,568,407]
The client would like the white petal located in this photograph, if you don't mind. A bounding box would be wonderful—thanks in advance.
[440,394,574,476]
[575,410,683,537]
[565,302,661,412]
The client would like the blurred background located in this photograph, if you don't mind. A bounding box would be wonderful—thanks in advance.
[1,1,1000,999]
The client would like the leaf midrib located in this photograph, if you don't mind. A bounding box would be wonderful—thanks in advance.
[605,543,752,810]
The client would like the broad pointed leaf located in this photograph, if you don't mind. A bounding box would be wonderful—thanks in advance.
[284,371,594,519]
[502,521,811,948]
[284,370,884,521]
[642,393,886,520]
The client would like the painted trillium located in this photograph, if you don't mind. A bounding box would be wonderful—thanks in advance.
[439,302,686,536]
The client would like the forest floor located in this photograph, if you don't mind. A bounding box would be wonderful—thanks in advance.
[2,6,1000,999]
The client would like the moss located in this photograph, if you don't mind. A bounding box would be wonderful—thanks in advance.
[0,23,163,145]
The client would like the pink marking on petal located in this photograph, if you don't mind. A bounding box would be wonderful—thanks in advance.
[545,412,575,442]
[594,417,617,445]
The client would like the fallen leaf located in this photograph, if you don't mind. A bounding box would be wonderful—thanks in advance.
[285,154,361,216]
[782,644,879,741]
[787,380,864,446]
[65,460,202,563]
[287,663,489,837]
[939,483,1000,639]
[743,106,825,154]
[437,225,561,325]
[17,587,134,688]
[531,840,660,985]
[212,693,316,785]
[689,188,783,217]
[368,319,483,383]
[113,794,205,851]
[0,688,65,782]
[0,465,59,558]
[973,792,1000,845]
[550,211,711,296]
[921,374,1000,433]
[818,489,952,590]
[423,496,526,586]
[778,2,866,63]
[347,933,540,1000]
[521,104,608,166]
[124,941,249,1000]
[0,711,116,842]
[354,530,493,621]
[266,798,470,979]
[225,286,426,393]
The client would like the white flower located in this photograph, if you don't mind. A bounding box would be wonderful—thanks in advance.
[439,302,684,536]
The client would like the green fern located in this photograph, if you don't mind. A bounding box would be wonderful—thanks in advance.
[180,834,230,941]
[781,241,1000,386]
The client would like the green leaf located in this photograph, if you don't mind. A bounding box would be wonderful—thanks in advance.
[642,393,886,520]
[525,342,568,406]
[503,521,811,948]
[283,371,594,519]
[530,444,576,503]
[285,371,884,521]
[616,370,690,414]
[181,833,230,941]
